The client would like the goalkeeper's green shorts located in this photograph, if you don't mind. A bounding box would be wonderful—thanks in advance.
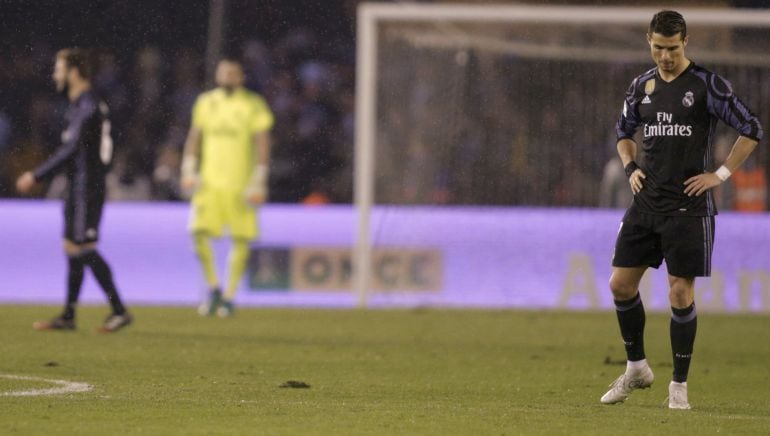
[188,185,258,240]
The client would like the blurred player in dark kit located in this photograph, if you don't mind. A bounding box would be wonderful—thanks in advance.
[17,48,132,333]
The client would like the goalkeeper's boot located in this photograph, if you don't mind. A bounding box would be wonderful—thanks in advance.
[217,300,234,318]
[33,315,76,331]
[98,312,133,333]
[198,288,222,316]
[600,365,654,404]
[668,381,691,410]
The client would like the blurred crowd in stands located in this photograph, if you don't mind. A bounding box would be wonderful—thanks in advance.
[0,0,356,204]
[0,34,354,204]
[0,0,766,211]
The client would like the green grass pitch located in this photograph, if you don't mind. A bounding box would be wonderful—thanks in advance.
[1,305,768,435]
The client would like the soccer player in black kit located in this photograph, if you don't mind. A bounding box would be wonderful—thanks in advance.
[16,48,132,333]
[600,11,762,409]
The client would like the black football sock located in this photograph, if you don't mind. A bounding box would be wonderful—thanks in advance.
[81,250,127,315]
[671,303,697,383]
[63,255,85,320]
[614,292,646,362]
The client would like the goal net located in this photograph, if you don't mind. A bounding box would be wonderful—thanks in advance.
[353,4,770,305]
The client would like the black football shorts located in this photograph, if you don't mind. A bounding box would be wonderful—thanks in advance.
[63,190,105,244]
[612,203,715,277]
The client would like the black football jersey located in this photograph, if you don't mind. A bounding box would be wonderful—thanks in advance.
[616,62,763,216]
[33,90,112,197]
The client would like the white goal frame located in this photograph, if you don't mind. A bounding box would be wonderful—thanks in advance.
[353,3,770,306]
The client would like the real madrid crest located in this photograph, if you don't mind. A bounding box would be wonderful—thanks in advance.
[682,91,694,107]
[644,79,655,95]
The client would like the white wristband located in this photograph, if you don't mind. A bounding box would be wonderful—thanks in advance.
[715,165,731,182]
[181,154,197,180]
[246,164,268,197]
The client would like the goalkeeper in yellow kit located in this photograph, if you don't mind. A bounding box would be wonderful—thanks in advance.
[181,57,274,317]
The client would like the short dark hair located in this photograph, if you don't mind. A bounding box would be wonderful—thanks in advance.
[56,48,93,80]
[649,10,687,39]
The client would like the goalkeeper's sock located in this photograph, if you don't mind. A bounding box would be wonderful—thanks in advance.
[614,292,646,362]
[670,303,697,383]
[81,250,127,316]
[63,254,86,320]
[224,238,250,301]
[193,233,220,289]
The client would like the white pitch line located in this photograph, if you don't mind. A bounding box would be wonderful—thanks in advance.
[0,374,92,397]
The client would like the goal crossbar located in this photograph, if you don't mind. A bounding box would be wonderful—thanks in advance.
[353,3,770,306]
[359,4,770,26]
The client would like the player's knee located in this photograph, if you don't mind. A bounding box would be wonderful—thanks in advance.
[608,274,636,300]
[668,278,695,307]
[669,290,692,308]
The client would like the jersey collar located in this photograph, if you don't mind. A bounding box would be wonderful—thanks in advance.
[656,60,694,84]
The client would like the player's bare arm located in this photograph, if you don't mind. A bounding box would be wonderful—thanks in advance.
[181,126,202,191]
[684,136,758,197]
[245,130,271,205]
[617,138,646,194]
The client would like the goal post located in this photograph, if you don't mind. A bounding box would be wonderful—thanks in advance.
[354,3,770,307]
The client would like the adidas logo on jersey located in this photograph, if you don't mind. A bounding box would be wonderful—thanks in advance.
[641,95,652,104]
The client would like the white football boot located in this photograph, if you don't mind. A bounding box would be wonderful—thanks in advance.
[600,365,654,404]
[668,381,691,410]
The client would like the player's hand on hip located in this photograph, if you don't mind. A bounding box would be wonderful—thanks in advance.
[16,171,36,194]
[628,169,646,194]
[684,172,721,197]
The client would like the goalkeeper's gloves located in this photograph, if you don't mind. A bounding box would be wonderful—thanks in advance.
[181,154,197,181]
